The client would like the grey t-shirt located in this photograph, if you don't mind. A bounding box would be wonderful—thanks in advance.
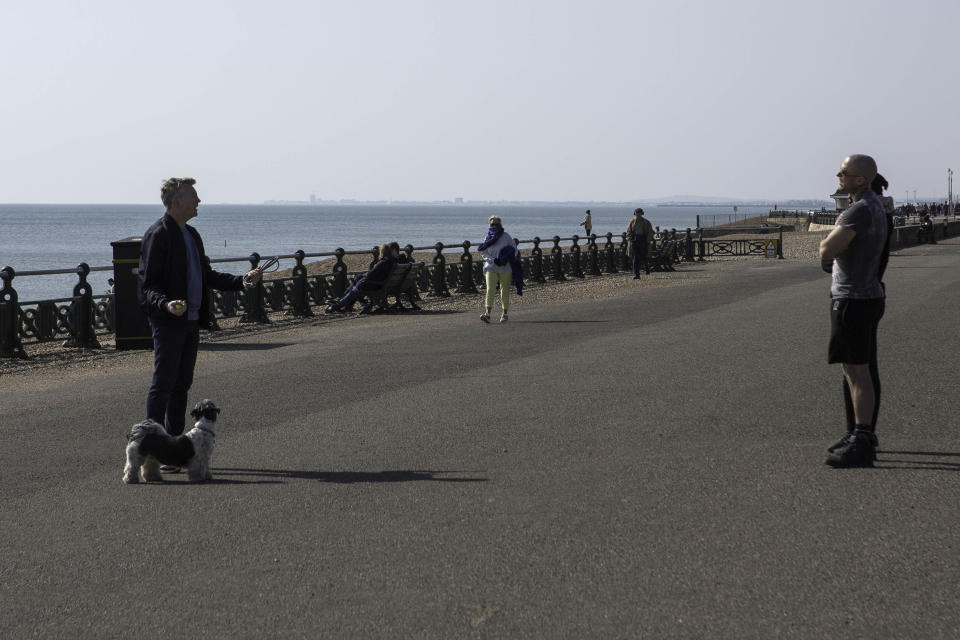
[831,189,887,299]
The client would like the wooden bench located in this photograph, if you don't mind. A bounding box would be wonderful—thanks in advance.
[648,240,676,272]
[358,262,423,313]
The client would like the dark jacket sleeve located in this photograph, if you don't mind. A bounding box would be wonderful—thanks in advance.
[191,228,243,292]
[138,223,171,315]
[365,258,395,285]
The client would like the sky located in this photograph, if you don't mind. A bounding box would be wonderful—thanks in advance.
[1,0,957,204]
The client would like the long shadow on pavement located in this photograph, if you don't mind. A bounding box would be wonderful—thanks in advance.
[513,320,608,324]
[873,450,960,471]
[883,450,960,458]
[215,468,488,483]
[199,343,295,351]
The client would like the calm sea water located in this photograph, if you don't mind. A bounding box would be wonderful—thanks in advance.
[0,203,769,302]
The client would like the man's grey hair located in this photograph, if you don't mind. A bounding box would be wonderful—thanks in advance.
[161,177,196,209]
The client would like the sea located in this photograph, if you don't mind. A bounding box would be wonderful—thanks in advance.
[0,203,771,302]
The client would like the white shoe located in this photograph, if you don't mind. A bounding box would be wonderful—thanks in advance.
[499,314,509,323]
[480,313,491,323]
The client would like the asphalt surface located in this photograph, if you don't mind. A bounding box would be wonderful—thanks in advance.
[2,241,959,639]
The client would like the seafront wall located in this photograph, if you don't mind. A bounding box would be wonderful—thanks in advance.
[768,216,810,231]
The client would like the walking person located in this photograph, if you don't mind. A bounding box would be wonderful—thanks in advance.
[139,178,260,471]
[627,207,654,277]
[819,155,888,468]
[579,209,592,237]
[478,215,521,323]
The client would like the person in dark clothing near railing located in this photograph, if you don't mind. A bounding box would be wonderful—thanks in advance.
[627,207,654,277]
[389,241,412,264]
[324,243,398,314]
[919,213,936,244]
[139,177,260,471]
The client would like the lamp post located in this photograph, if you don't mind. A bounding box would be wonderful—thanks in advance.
[949,168,954,217]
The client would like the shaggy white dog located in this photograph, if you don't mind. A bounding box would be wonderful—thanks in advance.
[123,399,220,484]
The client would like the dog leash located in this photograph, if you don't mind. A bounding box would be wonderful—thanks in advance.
[243,255,280,289]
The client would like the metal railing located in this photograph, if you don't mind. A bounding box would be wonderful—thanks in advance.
[1,227,785,358]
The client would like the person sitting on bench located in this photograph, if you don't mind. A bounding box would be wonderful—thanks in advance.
[324,243,398,314]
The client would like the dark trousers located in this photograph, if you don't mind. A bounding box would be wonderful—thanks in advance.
[328,275,366,312]
[146,321,200,436]
[631,239,649,275]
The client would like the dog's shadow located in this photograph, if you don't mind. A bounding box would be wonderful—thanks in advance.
[146,476,285,486]
[213,468,488,484]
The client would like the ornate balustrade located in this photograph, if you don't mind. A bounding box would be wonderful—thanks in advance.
[1,226,770,358]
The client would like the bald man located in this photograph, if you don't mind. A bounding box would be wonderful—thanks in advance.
[819,154,888,468]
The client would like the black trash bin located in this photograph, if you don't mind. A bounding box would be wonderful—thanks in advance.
[111,237,152,350]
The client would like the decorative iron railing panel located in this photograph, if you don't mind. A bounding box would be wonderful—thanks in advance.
[2,225,791,357]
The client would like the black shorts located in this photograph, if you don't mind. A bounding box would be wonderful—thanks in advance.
[828,298,884,364]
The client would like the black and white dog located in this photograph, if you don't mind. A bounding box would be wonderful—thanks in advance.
[123,400,221,484]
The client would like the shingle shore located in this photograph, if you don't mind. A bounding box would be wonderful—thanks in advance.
[0,230,830,374]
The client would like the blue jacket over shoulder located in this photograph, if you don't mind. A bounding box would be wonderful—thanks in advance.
[138,214,244,329]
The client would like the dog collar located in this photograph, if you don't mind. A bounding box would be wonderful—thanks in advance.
[195,425,216,437]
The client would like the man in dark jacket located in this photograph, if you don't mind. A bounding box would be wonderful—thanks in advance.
[138,177,260,450]
[627,207,654,277]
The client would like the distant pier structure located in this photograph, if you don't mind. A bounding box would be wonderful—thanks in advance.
[829,189,850,212]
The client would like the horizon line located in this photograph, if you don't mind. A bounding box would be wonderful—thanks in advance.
[0,198,845,207]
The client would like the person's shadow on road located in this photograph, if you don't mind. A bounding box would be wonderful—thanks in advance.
[213,468,488,484]
[876,450,960,471]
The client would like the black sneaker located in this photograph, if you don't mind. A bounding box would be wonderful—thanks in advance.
[828,432,854,452]
[827,431,879,453]
[825,432,875,468]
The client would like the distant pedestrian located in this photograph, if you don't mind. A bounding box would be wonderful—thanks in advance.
[106,278,115,294]
[819,155,888,468]
[627,208,654,277]
[579,209,592,237]
[478,215,522,323]
[920,213,935,244]
[139,178,260,471]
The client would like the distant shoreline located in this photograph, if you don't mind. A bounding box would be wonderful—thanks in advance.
[263,200,833,209]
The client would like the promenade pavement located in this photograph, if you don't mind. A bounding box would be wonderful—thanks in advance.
[2,240,959,639]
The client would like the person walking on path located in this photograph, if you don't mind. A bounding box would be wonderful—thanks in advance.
[579,209,592,237]
[478,215,521,323]
[324,243,398,314]
[819,155,888,468]
[627,207,654,277]
[138,177,260,470]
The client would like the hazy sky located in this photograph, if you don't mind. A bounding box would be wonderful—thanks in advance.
[1,0,957,204]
